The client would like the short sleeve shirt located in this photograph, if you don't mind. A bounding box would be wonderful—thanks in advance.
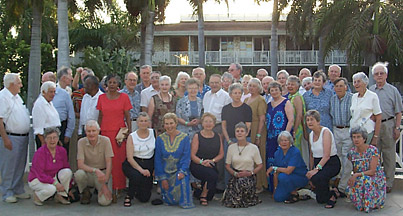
[77,135,114,169]
[226,143,262,171]
[369,83,403,120]
[222,103,252,138]
[350,90,382,134]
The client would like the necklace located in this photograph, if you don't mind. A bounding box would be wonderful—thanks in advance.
[237,143,247,156]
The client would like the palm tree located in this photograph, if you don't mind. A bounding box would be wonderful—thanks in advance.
[57,0,69,69]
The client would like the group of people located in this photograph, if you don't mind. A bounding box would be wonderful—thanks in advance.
[0,61,400,213]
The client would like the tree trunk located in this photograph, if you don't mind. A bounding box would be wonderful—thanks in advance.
[197,1,205,68]
[143,10,155,66]
[139,22,146,66]
[366,52,377,86]
[317,35,325,71]
[57,0,70,69]
[270,0,279,78]
[27,0,42,112]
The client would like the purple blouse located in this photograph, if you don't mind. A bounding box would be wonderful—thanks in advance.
[28,145,70,184]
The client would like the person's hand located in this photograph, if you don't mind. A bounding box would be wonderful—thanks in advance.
[141,169,151,177]
[95,169,106,184]
[177,172,185,180]
[64,137,70,145]
[161,180,169,190]
[237,170,251,178]
[76,67,83,75]
[370,136,377,146]
[254,137,260,146]
[306,169,318,179]
[394,128,400,140]
[348,173,358,187]
[3,137,12,151]
[99,184,112,201]
[201,160,212,168]
[266,166,273,177]
[55,183,65,192]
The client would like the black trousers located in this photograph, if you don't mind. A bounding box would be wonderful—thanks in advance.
[311,155,341,204]
[190,162,219,201]
[122,157,154,202]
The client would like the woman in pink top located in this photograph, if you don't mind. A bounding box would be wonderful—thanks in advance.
[28,127,72,206]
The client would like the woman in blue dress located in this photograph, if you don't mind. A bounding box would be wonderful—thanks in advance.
[266,131,308,203]
[154,113,195,209]
[266,81,294,192]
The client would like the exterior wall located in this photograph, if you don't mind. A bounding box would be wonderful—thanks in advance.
[154,37,165,52]
[279,35,286,51]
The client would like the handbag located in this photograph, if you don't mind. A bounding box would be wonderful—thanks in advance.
[115,127,129,147]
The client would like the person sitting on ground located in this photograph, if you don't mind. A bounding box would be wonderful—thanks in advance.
[74,120,113,206]
[28,127,72,206]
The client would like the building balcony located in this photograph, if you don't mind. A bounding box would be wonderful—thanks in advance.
[147,50,347,67]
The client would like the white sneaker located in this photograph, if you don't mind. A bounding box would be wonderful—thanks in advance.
[5,196,17,203]
[15,193,31,199]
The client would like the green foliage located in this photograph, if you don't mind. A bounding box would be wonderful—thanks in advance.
[77,46,138,80]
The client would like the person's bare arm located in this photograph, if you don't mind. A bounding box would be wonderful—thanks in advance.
[0,118,11,150]
[285,101,294,132]
[371,114,381,146]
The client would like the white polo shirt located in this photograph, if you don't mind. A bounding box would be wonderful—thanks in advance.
[32,95,61,135]
[140,85,159,108]
[0,88,30,134]
[203,89,232,123]
[79,90,103,135]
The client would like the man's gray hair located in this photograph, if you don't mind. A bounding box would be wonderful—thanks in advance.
[192,67,205,75]
[329,64,342,73]
[41,81,56,93]
[277,131,294,146]
[124,71,138,80]
[44,127,61,138]
[371,62,388,75]
[350,126,368,141]
[159,75,172,84]
[85,120,100,131]
[140,65,152,71]
[57,66,71,81]
[352,72,369,86]
[234,63,243,72]
[248,78,263,94]
[228,83,243,95]
[174,71,190,89]
[3,73,20,88]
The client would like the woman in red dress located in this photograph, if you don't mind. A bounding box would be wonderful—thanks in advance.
[97,74,132,201]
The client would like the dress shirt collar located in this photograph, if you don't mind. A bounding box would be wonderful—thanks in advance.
[38,94,52,105]
[374,82,388,90]
[3,88,16,99]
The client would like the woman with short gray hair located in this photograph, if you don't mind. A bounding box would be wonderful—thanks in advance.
[350,72,381,145]
[266,130,308,203]
[222,72,234,92]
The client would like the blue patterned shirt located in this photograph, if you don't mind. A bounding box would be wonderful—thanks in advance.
[330,92,352,127]
[120,86,140,119]
[303,88,333,130]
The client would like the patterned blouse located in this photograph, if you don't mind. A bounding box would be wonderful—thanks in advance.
[176,96,203,139]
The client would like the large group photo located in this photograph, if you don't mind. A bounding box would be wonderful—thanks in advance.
[0,0,402,216]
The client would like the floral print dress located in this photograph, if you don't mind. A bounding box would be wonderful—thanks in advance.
[346,145,386,213]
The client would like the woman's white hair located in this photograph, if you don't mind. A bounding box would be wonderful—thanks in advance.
[248,78,263,94]
[352,72,369,86]
[159,75,172,85]
[41,81,56,93]
[174,71,190,89]
[3,73,20,88]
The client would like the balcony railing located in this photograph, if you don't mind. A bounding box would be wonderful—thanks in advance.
[148,50,347,66]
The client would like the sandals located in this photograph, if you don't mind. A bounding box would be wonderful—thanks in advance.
[299,194,311,201]
[123,195,132,207]
[333,187,347,198]
[325,191,337,209]
[199,197,208,206]
[284,193,299,204]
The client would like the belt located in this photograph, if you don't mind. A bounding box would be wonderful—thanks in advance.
[381,116,394,122]
[131,118,137,121]
[6,132,29,137]
[335,126,349,129]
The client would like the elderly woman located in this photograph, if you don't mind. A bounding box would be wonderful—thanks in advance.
[287,75,306,157]
[277,70,289,96]
[302,77,312,92]
[176,78,203,140]
[266,81,294,192]
[303,71,333,131]
[222,72,234,92]
[32,81,61,148]
[97,74,132,201]
[222,122,263,208]
[122,112,155,206]
[267,131,308,203]
[172,71,190,100]
[154,113,194,209]
[244,78,267,192]
[305,110,341,208]
[346,127,386,213]
[190,113,224,206]
[350,72,381,145]
[148,75,177,135]
[28,127,72,206]
[241,74,253,102]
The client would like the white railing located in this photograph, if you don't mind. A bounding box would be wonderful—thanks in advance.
[395,120,403,172]
[149,50,348,66]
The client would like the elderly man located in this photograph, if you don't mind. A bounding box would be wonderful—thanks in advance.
[369,62,403,193]
[330,77,353,197]
[228,63,242,83]
[56,66,73,96]
[74,120,113,205]
[190,67,211,99]
[261,76,274,103]
[79,75,103,136]
[140,71,160,112]
[32,81,61,149]
[256,68,268,81]
[121,71,141,132]
[0,73,31,203]
[298,68,311,95]
[135,65,152,94]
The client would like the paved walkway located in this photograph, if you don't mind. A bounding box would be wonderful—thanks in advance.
[1,176,402,216]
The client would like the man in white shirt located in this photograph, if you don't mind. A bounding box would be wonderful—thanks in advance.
[32,81,61,148]
[203,74,232,134]
[79,75,103,136]
[140,71,161,112]
[0,73,31,203]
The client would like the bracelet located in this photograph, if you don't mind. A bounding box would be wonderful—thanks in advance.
[53,181,58,186]
[233,171,238,177]
[316,164,323,170]
[212,158,216,163]
[361,172,365,177]
[228,140,232,144]
[251,171,254,175]
[185,121,189,126]
[92,168,97,173]
[199,159,204,165]
[374,135,378,138]
[256,133,261,138]
[396,127,400,130]
[273,166,278,172]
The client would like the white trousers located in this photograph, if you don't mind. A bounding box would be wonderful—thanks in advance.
[28,168,72,202]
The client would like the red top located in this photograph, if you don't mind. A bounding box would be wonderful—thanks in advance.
[96,93,132,132]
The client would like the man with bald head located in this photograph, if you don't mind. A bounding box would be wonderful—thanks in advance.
[298,68,311,95]
[256,69,268,81]
[261,76,274,103]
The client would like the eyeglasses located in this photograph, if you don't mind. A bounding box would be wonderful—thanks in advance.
[374,72,386,76]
